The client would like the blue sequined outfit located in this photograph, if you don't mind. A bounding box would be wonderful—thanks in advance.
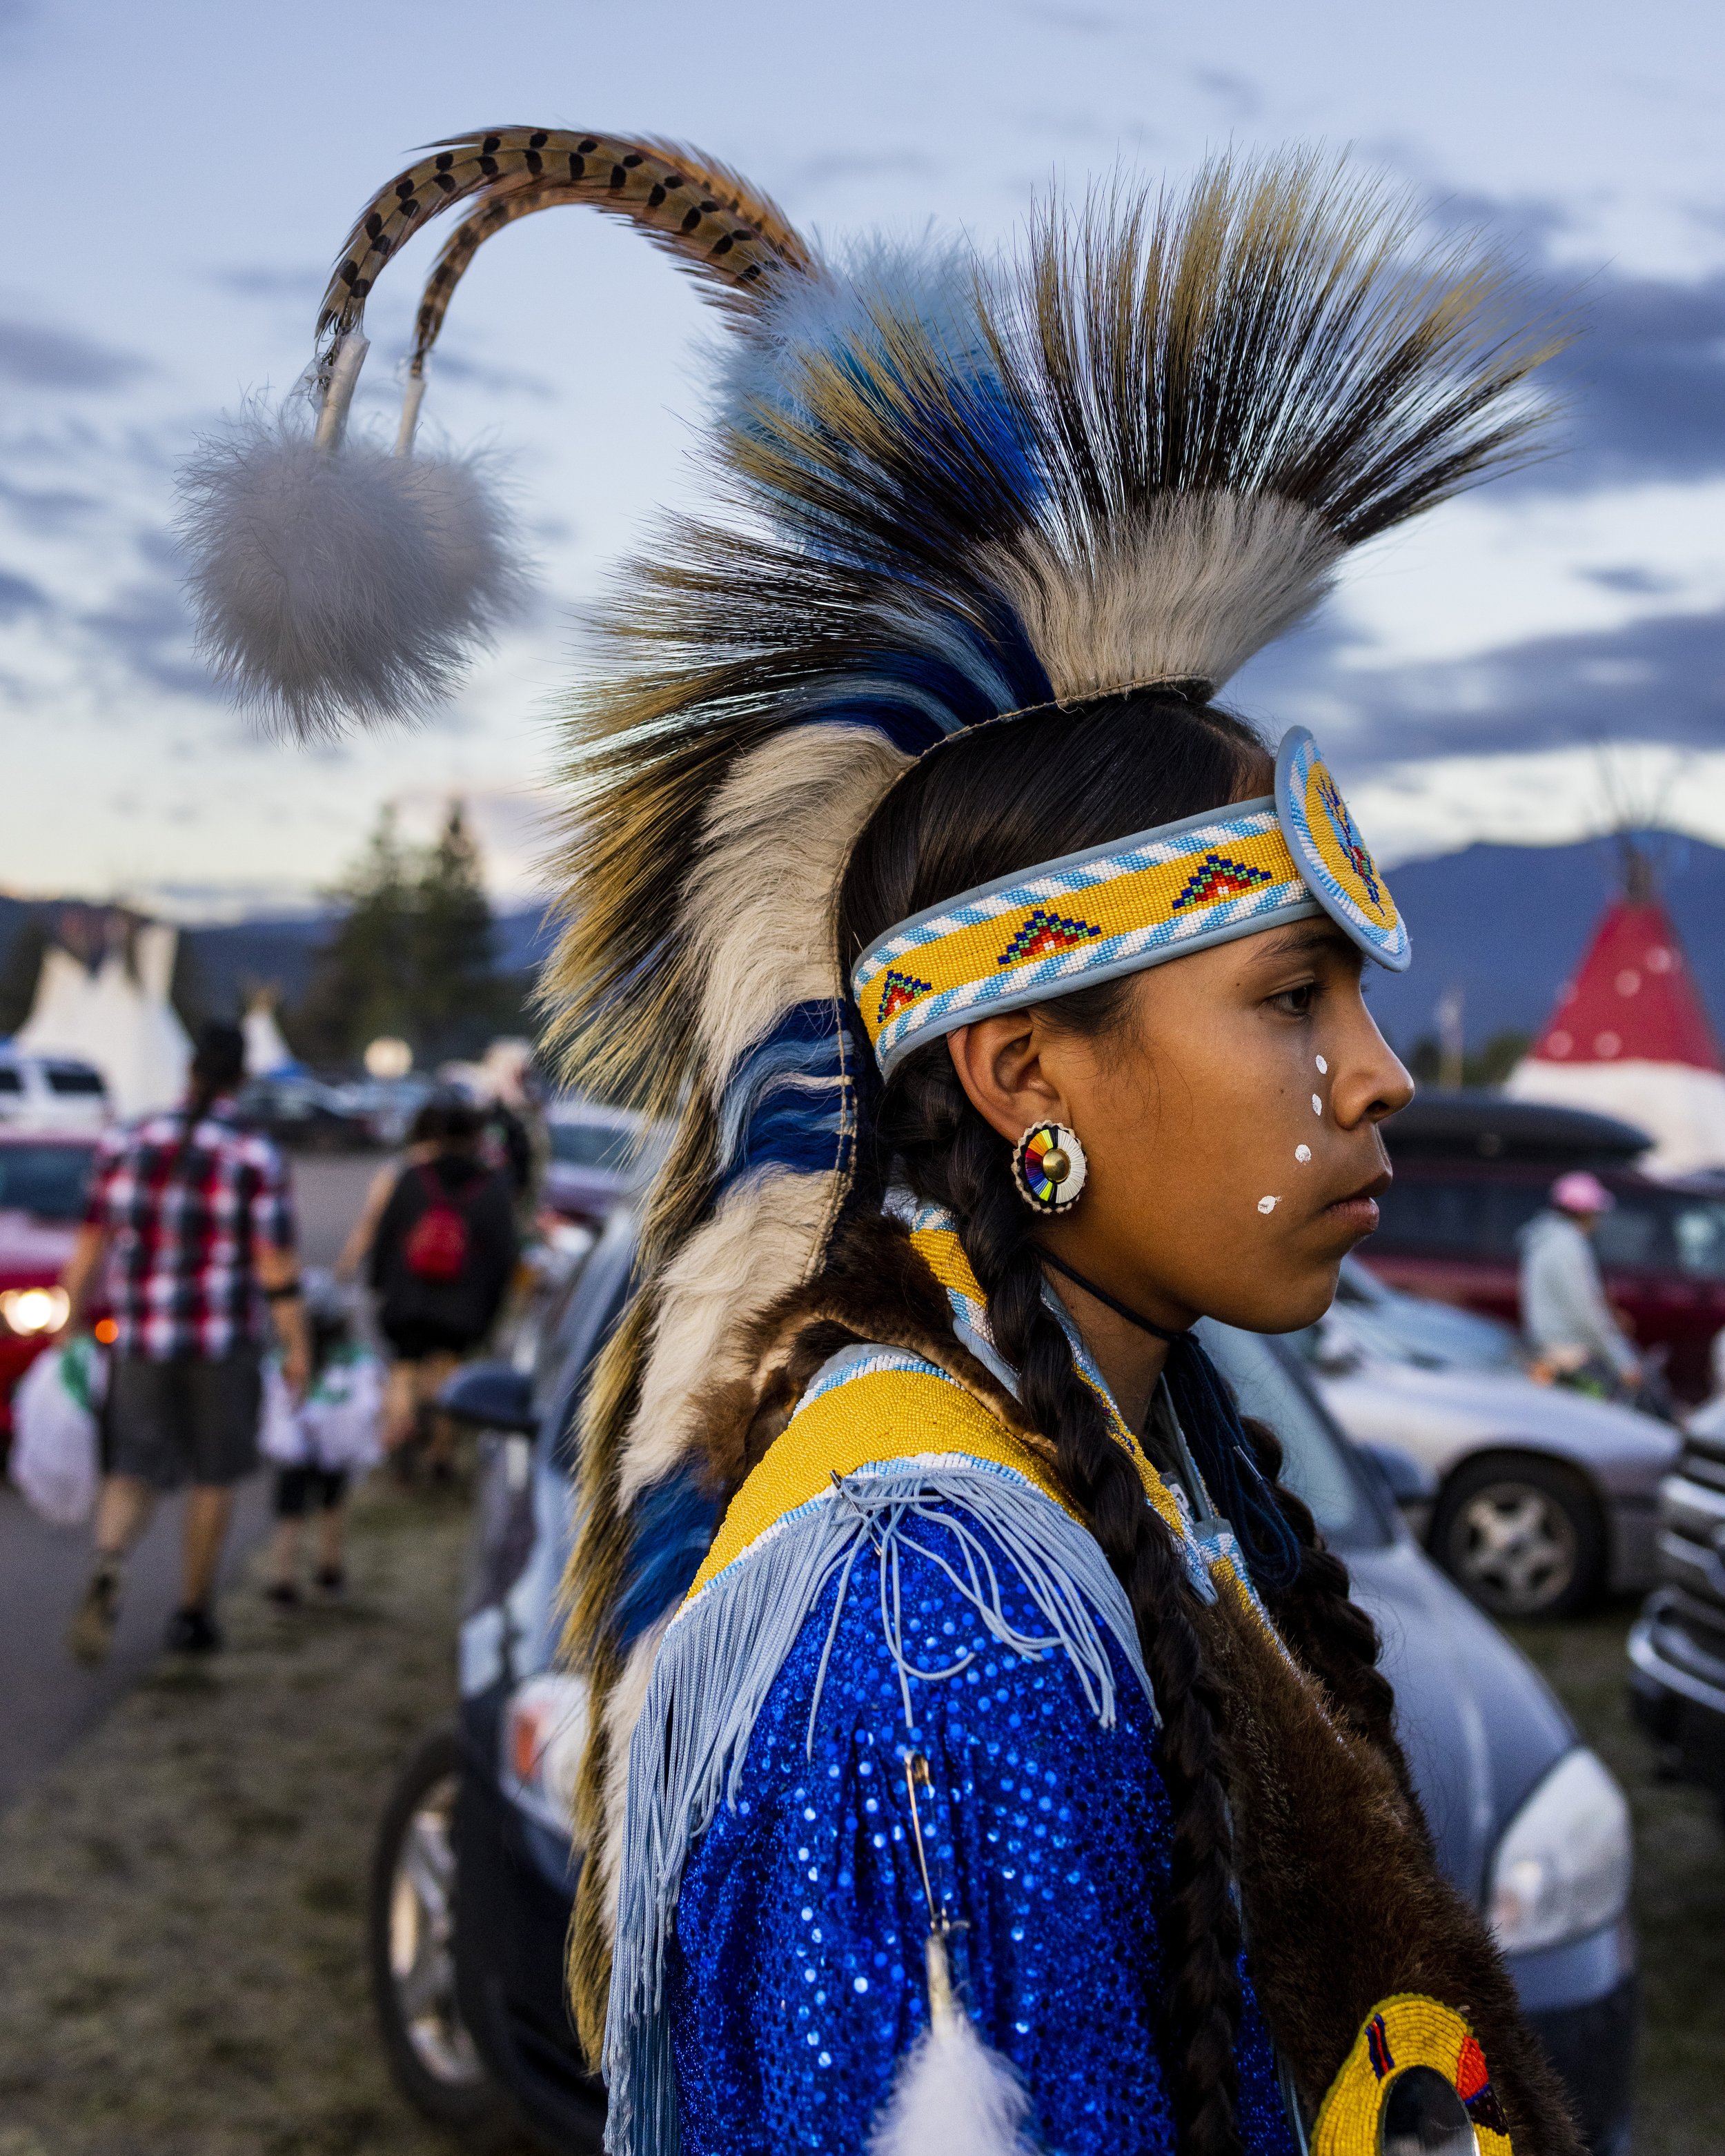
[666,1495,1299,2155]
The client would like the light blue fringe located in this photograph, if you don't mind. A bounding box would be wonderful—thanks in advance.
[601,1454,1152,2156]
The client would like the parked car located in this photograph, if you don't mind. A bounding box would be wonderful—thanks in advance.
[235,1074,375,1153]
[0,1049,110,1132]
[337,1074,438,1148]
[1361,1089,1725,1404]
[1334,1252,1522,1372]
[0,1130,102,1437]
[540,1098,647,1227]
[366,1211,1639,2155]
[1300,1295,1679,1617]
[1628,1393,1725,1824]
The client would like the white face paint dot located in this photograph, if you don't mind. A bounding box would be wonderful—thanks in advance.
[1315,1056,1328,1075]
[1257,1195,1279,1214]
[1295,1145,1312,1164]
[1312,1094,1323,1116]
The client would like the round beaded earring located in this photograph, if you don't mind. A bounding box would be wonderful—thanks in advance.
[1012,1120,1088,1214]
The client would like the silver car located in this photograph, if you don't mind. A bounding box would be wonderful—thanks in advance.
[1301,1285,1679,1618]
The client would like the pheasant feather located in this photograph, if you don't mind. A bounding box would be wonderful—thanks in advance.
[319,126,816,360]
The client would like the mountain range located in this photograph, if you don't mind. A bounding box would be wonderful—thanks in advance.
[4,827,1722,1058]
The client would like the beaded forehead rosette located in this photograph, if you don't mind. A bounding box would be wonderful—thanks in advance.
[855,726,1408,1074]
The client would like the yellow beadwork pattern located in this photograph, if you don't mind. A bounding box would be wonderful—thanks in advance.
[909,1218,1187,1537]
[1312,1993,1513,2156]
[684,1367,1076,1603]
[854,807,1314,1069]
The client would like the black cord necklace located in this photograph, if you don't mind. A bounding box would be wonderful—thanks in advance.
[1035,1245,1191,1344]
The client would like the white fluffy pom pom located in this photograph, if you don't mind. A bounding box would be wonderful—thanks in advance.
[175,407,529,737]
[870,2004,1038,2156]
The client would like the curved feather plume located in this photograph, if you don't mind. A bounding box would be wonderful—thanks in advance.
[317,127,816,360]
[182,126,815,735]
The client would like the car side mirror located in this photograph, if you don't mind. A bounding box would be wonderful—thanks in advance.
[438,1360,538,1436]
[1355,1439,1437,1512]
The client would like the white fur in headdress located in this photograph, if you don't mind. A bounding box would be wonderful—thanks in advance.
[175,130,815,734]
[176,337,524,735]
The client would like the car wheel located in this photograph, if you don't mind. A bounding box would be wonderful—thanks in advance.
[1430,1456,1606,1619]
[369,1728,521,2147]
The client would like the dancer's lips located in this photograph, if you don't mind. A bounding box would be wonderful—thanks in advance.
[1321,1167,1390,1238]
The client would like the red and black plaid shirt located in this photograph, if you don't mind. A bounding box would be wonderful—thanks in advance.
[85,1097,295,1361]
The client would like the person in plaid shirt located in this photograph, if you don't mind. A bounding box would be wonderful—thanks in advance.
[60,1022,309,1661]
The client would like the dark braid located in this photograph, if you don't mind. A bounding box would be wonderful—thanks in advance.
[881,1053,1245,2156]
[1239,1416,1427,1828]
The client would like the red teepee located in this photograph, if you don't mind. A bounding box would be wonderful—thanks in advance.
[1508,855,1725,1174]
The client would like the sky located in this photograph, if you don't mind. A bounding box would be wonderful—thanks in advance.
[3,0,1725,915]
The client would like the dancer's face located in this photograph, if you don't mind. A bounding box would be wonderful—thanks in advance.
[946,918,1414,1336]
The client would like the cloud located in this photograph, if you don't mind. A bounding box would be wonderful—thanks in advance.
[209,266,324,301]
[426,348,558,401]
[78,569,219,702]
[1017,1,1121,32]
[1239,602,1725,767]
[787,150,943,193]
[0,570,49,622]
[1189,67,1261,119]
[0,475,104,534]
[0,317,149,392]
[1534,266,1725,491]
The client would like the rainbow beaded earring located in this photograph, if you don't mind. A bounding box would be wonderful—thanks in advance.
[1012,1120,1088,1214]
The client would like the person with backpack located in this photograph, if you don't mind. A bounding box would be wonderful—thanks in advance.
[356,1096,517,1463]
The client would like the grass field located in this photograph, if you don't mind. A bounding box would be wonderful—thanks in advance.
[1505,1602,1725,2156]
[0,1474,536,2156]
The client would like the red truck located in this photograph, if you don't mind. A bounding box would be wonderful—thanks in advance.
[0,1131,106,1441]
[1361,1091,1725,1405]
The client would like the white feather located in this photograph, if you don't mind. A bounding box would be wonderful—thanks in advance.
[619,1167,839,1509]
[683,721,912,1083]
[175,406,529,735]
[870,2011,1038,2156]
[984,491,1341,701]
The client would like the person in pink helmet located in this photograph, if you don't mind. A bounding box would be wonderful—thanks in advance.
[1519,1170,1641,1390]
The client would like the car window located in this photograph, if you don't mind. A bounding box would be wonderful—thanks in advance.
[1593,1201,1671,1273]
[1198,1321,1387,1550]
[1372,1175,1543,1257]
[44,1067,106,1096]
[549,1121,635,1171]
[0,1068,23,1094]
[0,1144,96,1220]
[1664,1198,1725,1280]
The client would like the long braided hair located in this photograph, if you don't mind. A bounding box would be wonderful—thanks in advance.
[838,692,1419,2156]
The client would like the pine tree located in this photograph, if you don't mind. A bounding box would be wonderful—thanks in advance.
[412,803,501,1063]
[289,809,421,1065]
[288,801,513,1067]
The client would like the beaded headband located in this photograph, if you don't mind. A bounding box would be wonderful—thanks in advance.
[853,726,1407,1074]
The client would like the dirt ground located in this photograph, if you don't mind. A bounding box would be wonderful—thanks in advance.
[1,1467,1721,2153]
[0,1472,535,2156]
[1504,1602,1725,2156]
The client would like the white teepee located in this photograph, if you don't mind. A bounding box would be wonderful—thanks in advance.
[15,920,192,1117]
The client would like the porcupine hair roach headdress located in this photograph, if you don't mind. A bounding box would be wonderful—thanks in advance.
[179,135,1561,2048]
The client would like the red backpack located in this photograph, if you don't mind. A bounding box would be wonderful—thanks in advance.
[402,1167,471,1284]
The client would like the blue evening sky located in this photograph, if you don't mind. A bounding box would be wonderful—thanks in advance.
[3,0,1724,911]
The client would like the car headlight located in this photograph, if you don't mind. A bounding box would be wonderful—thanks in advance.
[500,1672,589,1839]
[1488,1747,1630,1953]
[0,1285,70,1336]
